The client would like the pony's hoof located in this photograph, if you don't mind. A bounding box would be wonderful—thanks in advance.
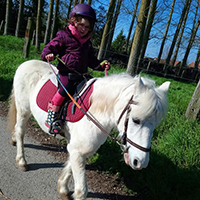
[73,191,86,200]
[16,158,28,171]
[10,139,16,146]
[19,164,28,172]
[59,193,70,200]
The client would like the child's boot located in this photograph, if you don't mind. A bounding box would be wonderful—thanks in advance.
[45,102,62,135]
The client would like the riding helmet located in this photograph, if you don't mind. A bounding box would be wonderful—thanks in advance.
[70,3,97,22]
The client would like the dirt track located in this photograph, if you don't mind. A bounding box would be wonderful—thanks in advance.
[0,101,134,200]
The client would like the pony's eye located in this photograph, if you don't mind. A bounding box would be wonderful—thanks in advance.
[132,118,140,124]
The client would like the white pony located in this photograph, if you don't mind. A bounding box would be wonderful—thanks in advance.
[7,60,170,200]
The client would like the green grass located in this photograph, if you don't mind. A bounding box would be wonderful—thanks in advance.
[0,35,44,100]
[1,35,200,200]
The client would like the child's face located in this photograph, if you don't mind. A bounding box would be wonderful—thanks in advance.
[75,18,91,37]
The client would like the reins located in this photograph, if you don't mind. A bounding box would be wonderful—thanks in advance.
[47,59,151,153]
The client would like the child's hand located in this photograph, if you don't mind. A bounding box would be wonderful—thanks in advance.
[45,53,55,61]
[100,60,110,70]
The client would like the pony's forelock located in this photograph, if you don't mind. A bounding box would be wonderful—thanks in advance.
[90,73,168,125]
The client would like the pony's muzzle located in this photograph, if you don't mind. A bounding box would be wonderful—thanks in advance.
[133,158,141,170]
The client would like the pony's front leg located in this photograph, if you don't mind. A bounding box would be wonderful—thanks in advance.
[15,112,29,171]
[70,150,87,200]
[58,160,72,200]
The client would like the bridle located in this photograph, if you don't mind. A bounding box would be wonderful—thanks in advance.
[47,59,150,152]
[116,95,151,153]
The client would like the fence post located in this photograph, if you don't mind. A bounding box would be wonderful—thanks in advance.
[23,17,33,58]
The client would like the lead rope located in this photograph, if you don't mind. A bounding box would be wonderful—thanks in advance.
[56,56,108,78]
[47,60,116,143]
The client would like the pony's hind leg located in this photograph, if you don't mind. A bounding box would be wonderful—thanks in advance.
[58,160,72,200]
[7,90,17,146]
[15,108,30,171]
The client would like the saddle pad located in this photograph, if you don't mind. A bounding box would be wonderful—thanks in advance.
[36,79,57,112]
[65,83,93,122]
[36,79,94,123]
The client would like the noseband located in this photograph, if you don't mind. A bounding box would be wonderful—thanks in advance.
[117,96,151,153]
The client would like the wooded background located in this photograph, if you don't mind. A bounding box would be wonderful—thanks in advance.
[1,0,200,82]
[1,0,200,119]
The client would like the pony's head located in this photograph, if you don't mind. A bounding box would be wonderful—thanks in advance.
[115,75,170,170]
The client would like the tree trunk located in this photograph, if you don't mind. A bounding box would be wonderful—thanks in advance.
[73,0,78,7]
[138,0,157,68]
[50,0,59,40]
[4,0,12,35]
[97,0,117,60]
[185,80,200,120]
[87,0,92,5]
[67,0,73,19]
[35,0,43,51]
[126,0,151,76]
[79,0,84,3]
[125,0,139,54]
[15,0,24,37]
[164,0,191,72]
[157,0,176,63]
[105,0,123,57]
[195,45,200,69]
[181,14,200,68]
[171,0,190,66]
[0,21,4,34]
[44,0,54,44]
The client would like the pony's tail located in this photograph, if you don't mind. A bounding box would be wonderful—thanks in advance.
[7,88,16,135]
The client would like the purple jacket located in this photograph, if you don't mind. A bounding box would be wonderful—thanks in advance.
[41,27,104,75]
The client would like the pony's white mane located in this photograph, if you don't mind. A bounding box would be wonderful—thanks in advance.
[90,73,168,125]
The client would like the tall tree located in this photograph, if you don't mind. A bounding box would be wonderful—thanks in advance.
[157,0,176,63]
[35,0,43,51]
[111,30,126,53]
[97,0,117,60]
[181,15,200,68]
[171,0,191,66]
[4,0,12,35]
[87,0,92,5]
[125,0,139,53]
[73,0,78,7]
[164,0,192,71]
[44,0,54,44]
[126,0,151,76]
[138,0,158,68]
[105,0,123,57]
[15,0,24,37]
[185,80,200,120]
[67,0,73,18]
[50,0,59,40]
[195,45,200,69]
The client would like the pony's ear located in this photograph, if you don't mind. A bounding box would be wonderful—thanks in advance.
[135,75,145,93]
[158,81,171,93]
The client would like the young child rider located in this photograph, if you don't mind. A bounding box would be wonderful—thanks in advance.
[41,3,110,134]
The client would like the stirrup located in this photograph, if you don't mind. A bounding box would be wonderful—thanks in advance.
[49,119,64,136]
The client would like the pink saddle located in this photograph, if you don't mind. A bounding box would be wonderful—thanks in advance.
[36,78,95,123]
